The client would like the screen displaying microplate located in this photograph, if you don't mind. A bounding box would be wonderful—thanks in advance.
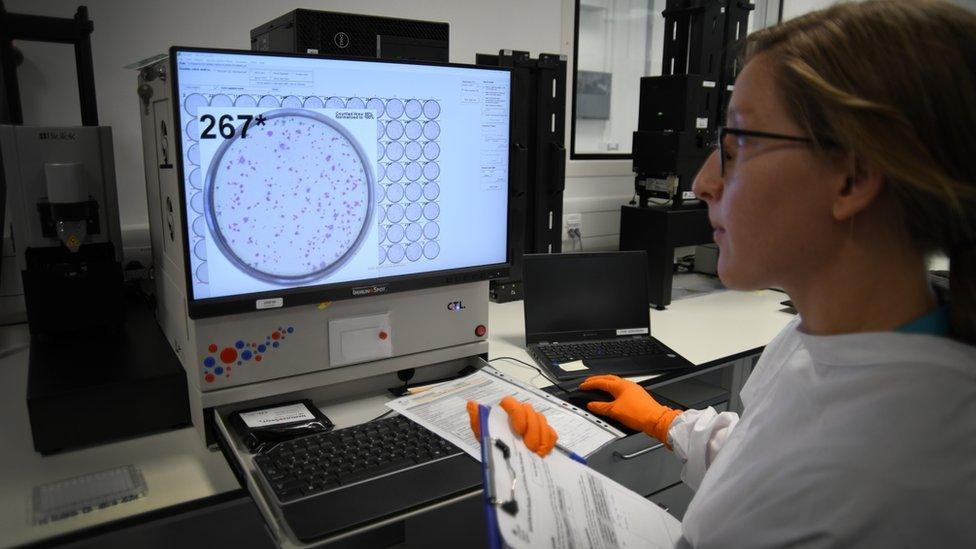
[172,49,510,301]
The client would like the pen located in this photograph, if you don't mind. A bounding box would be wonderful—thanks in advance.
[554,443,587,465]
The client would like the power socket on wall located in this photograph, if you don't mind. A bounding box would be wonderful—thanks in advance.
[565,213,582,237]
[565,213,583,250]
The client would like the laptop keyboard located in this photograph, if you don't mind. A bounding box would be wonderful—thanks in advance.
[537,338,668,364]
[253,415,461,503]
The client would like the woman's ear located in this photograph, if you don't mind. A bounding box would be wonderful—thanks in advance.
[832,157,885,221]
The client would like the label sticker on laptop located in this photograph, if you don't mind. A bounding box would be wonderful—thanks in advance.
[239,402,317,428]
[559,360,589,372]
[616,327,649,336]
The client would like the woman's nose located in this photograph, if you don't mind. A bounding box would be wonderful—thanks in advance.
[692,150,724,204]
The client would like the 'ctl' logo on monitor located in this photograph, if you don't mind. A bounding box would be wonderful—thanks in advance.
[447,301,466,311]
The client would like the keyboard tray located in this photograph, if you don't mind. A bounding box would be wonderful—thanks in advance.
[213,401,482,547]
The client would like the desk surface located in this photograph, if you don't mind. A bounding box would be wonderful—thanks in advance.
[0,325,240,548]
[0,286,792,547]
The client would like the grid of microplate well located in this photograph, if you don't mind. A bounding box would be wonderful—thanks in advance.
[180,94,442,286]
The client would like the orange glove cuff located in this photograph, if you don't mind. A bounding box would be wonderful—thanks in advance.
[644,407,682,448]
[644,406,681,450]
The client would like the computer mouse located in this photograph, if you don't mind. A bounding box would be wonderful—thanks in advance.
[559,389,640,435]
[561,388,615,410]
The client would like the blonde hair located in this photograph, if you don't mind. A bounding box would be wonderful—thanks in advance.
[745,0,976,343]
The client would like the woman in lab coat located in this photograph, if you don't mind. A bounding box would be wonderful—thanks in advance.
[469,0,976,545]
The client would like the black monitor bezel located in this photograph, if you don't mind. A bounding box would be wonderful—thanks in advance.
[169,46,512,319]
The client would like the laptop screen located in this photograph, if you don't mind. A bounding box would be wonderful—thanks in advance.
[522,251,650,344]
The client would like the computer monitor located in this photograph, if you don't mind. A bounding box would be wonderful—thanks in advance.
[170,47,512,318]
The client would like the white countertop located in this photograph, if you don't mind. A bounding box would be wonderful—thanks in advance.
[0,325,240,548]
[0,285,793,546]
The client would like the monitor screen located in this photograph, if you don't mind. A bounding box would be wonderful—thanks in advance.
[522,252,649,343]
[170,48,511,317]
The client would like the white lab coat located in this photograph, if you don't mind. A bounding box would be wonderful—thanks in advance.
[669,316,976,547]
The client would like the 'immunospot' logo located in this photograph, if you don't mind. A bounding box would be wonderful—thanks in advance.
[352,284,388,296]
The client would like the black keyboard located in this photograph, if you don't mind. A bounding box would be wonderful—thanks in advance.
[254,415,461,503]
[252,415,480,541]
[537,337,668,364]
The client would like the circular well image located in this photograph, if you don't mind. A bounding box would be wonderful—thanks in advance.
[203,109,374,284]
[405,182,423,201]
[405,120,423,140]
[367,98,385,117]
[386,98,405,119]
[423,121,441,140]
[423,100,441,119]
[281,96,303,108]
[405,99,423,119]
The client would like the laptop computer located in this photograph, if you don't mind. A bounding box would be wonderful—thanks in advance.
[522,251,695,381]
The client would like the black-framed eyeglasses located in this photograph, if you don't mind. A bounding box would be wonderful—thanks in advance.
[715,126,815,176]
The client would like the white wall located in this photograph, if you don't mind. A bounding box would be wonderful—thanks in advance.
[7,0,572,248]
[783,0,975,20]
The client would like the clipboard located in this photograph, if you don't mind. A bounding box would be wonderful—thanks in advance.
[478,404,682,549]
[478,404,504,549]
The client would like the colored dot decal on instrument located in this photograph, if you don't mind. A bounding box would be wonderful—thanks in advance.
[201,325,295,382]
[204,110,373,284]
[220,348,238,364]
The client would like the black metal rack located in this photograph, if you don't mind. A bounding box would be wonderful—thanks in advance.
[624,0,754,309]
[477,50,567,303]
[0,2,98,125]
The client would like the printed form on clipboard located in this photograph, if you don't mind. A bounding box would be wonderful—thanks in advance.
[386,367,624,459]
[479,404,683,549]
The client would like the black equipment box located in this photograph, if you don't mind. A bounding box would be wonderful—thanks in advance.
[26,290,190,454]
[637,74,710,132]
[22,243,123,338]
[632,130,710,178]
[250,9,449,62]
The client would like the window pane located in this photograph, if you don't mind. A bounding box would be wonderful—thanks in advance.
[573,0,665,157]
[572,0,756,158]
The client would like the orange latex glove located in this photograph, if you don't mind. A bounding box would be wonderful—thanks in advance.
[466,395,558,457]
[578,374,682,446]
